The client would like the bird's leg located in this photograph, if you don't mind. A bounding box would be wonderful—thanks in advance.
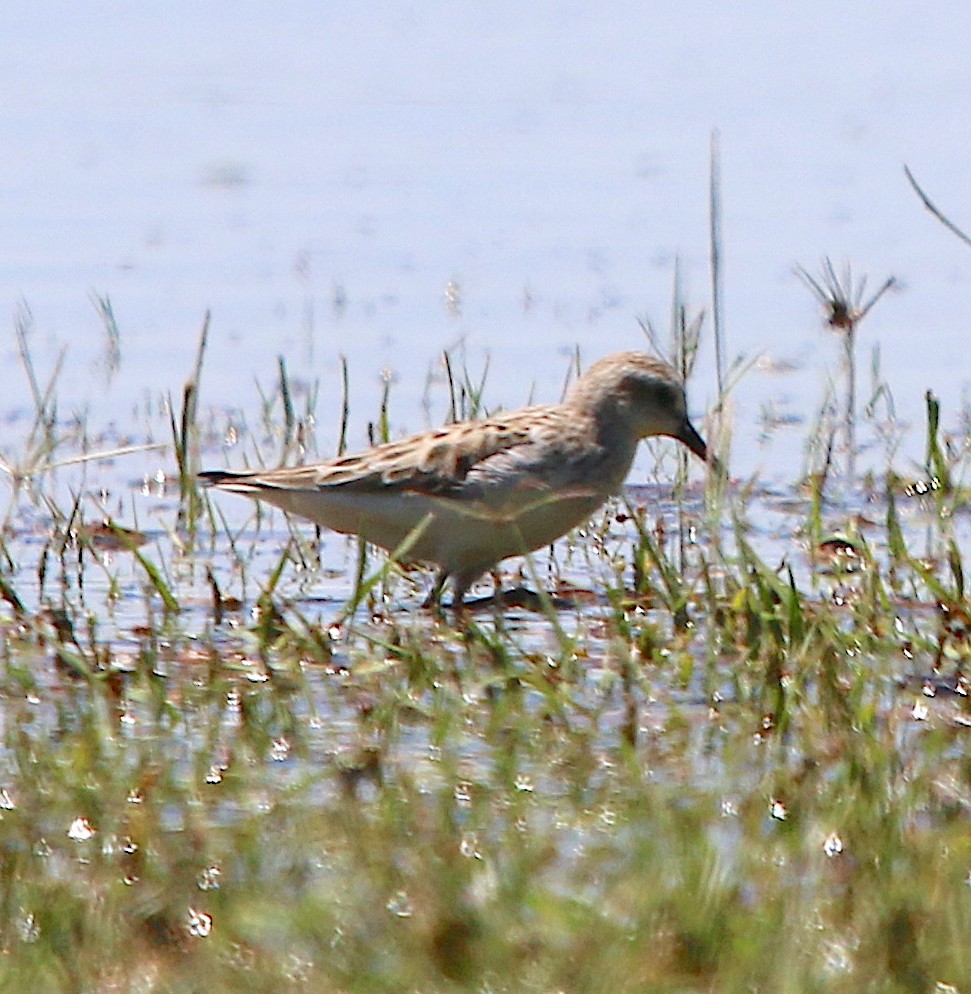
[422,570,450,615]
[449,570,482,616]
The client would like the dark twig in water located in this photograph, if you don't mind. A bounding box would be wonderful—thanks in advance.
[904,165,971,249]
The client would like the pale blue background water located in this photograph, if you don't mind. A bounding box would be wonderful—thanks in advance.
[3,2,971,485]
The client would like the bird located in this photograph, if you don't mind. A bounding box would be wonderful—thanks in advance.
[199,351,710,609]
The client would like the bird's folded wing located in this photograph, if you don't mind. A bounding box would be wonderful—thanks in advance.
[314,407,565,496]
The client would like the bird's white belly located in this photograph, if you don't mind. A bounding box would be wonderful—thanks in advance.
[273,488,607,574]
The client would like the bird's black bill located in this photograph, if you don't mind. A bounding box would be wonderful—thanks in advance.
[675,420,709,463]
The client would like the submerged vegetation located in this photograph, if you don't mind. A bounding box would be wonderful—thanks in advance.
[0,248,970,994]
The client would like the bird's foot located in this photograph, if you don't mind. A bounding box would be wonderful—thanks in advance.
[458,585,576,612]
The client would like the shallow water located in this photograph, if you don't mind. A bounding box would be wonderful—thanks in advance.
[0,2,969,678]
[3,14,970,969]
[3,2,971,490]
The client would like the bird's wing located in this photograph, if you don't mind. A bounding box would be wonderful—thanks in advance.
[202,406,605,514]
[315,405,584,496]
[314,403,588,493]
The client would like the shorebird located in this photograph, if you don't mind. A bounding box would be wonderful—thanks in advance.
[200,351,709,608]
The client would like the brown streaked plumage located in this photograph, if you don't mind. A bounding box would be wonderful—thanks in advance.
[200,351,709,607]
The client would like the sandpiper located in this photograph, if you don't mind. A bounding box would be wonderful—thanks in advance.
[200,351,709,607]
